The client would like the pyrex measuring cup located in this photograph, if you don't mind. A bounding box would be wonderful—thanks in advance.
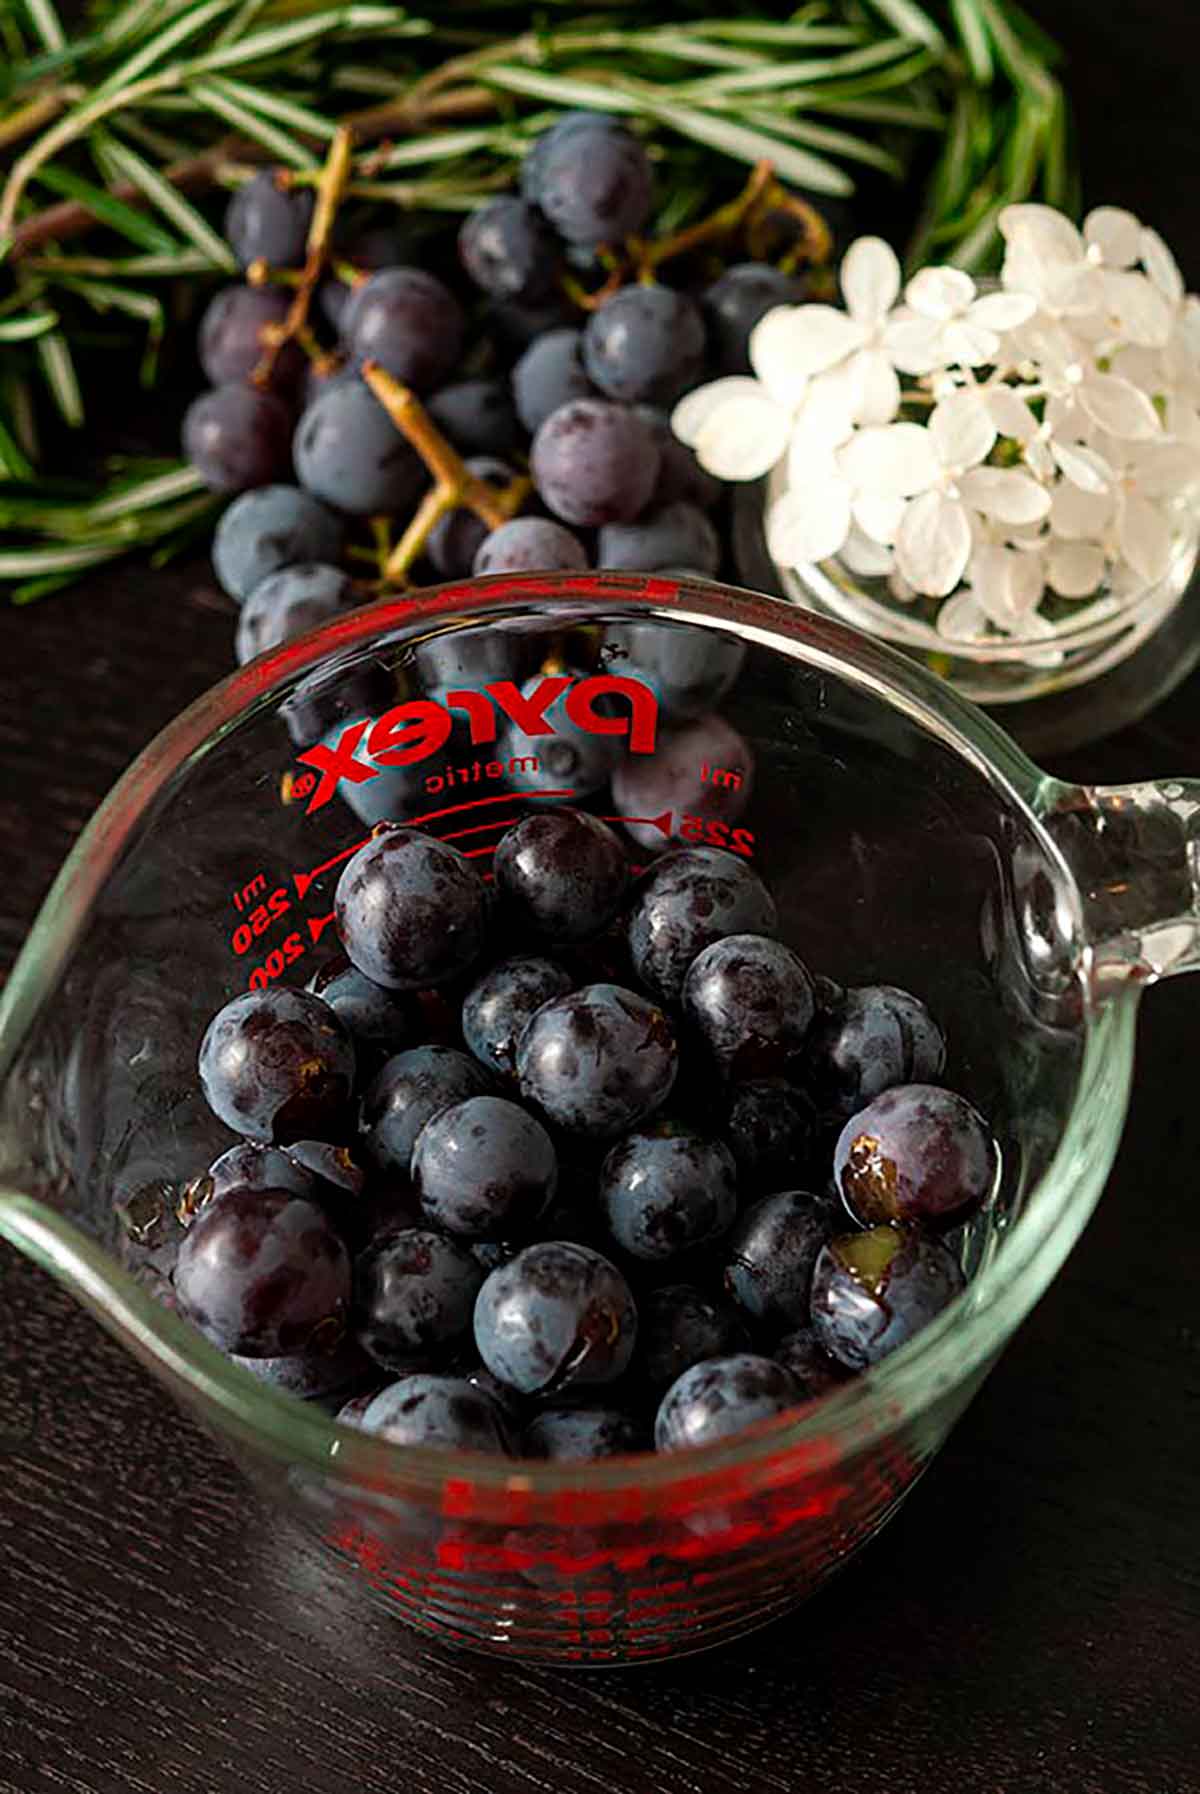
[1,571,1196,1664]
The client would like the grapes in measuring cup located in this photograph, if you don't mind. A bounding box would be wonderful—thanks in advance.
[517,983,678,1139]
[354,1227,483,1367]
[810,1227,966,1371]
[462,956,574,1082]
[493,808,629,945]
[174,1190,351,1357]
[655,1354,799,1453]
[627,847,777,1003]
[198,987,354,1144]
[834,1084,998,1230]
[474,1241,638,1396]
[335,824,490,991]
[357,1374,513,1454]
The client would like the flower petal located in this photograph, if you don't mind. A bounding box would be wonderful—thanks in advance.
[1129,438,1200,499]
[840,524,894,578]
[1051,440,1115,493]
[1118,492,1174,583]
[1046,541,1107,597]
[970,544,1045,626]
[840,236,901,328]
[985,387,1040,443]
[968,290,1038,333]
[751,304,864,395]
[1099,271,1172,348]
[766,478,853,566]
[788,365,857,458]
[940,319,1001,367]
[1140,226,1185,304]
[1110,344,1164,392]
[930,389,997,469]
[1084,206,1143,268]
[881,314,944,375]
[905,266,975,322]
[1078,372,1162,440]
[848,348,900,425]
[1050,481,1113,540]
[894,490,972,596]
[999,204,1084,263]
[838,423,940,497]
[936,589,992,642]
[959,466,1052,524]
[852,490,907,545]
[691,392,792,480]
[672,378,759,446]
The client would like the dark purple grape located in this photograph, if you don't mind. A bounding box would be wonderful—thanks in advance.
[834,1084,998,1230]
[724,1190,836,1332]
[488,293,578,355]
[523,1404,644,1460]
[414,629,524,693]
[360,1045,493,1176]
[598,1120,737,1263]
[174,1189,351,1357]
[612,713,754,851]
[186,1140,318,1218]
[336,1385,382,1427]
[532,123,653,246]
[464,1360,525,1420]
[473,516,588,576]
[597,501,720,576]
[234,562,357,665]
[183,383,292,492]
[636,1284,749,1398]
[359,1373,512,1453]
[224,169,313,269]
[627,847,777,1004]
[517,982,677,1139]
[583,286,706,406]
[805,985,947,1124]
[701,263,810,375]
[340,268,465,392]
[511,328,594,434]
[306,952,423,1062]
[494,808,629,944]
[654,1353,798,1452]
[426,379,523,458]
[212,484,342,602]
[198,987,354,1144]
[496,668,625,799]
[321,221,417,330]
[335,825,489,990]
[810,1227,966,1370]
[473,1240,637,1395]
[354,1226,483,1367]
[635,406,723,511]
[724,1079,816,1188]
[462,955,574,1081]
[413,1095,557,1239]
[427,456,517,579]
[772,1326,852,1401]
[286,1139,366,1202]
[521,111,626,204]
[281,651,396,751]
[531,398,661,527]
[198,285,303,394]
[231,1335,373,1400]
[684,934,816,1080]
[293,378,425,516]
[459,197,559,302]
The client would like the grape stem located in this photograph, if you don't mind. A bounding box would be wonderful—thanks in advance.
[361,361,531,584]
[253,128,355,387]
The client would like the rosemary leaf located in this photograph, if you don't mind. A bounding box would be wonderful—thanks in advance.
[99,137,238,270]
[21,0,66,55]
[638,97,856,195]
[949,0,995,85]
[684,36,918,95]
[189,76,317,168]
[25,249,219,276]
[0,309,59,341]
[0,416,36,481]
[0,541,114,578]
[91,0,245,103]
[858,0,947,53]
[35,329,83,427]
[478,65,640,115]
[207,75,337,142]
[34,160,179,253]
[744,109,906,177]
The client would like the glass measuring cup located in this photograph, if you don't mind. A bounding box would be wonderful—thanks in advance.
[1,571,1196,1665]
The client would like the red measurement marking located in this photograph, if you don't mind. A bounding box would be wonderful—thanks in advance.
[438,817,520,844]
[308,910,337,945]
[598,809,674,839]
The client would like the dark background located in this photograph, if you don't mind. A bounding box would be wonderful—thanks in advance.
[2,4,1199,1790]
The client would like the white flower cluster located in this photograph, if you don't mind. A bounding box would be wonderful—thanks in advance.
[672,206,1200,643]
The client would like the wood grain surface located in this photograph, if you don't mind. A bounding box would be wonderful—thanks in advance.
[2,4,1199,1790]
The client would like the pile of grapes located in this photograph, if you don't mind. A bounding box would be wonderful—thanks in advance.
[119,806,998,1463]
[185,112,824,666]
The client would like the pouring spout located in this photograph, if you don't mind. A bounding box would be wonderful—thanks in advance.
[1039,778,1200,992]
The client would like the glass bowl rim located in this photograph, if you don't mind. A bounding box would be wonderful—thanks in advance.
[0,571,1134,1507]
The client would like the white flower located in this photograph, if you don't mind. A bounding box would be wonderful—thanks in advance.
[671,375,791,482]
[885,268,1036,373]
[1000,203,1173,348]
[1048,436,1200,586]
[1009,314,1162,445]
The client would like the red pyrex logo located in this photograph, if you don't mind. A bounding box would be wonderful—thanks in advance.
[295,674,659,814]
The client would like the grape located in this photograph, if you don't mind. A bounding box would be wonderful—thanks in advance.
[306,952,423,1063]
[413,1095,558,1238]
[212,484,343,602]
[473,517,588,576]
[583,286,706,406]
[224,168,313,270]
[361,1045,493,1176]
[627,846,777,1004]
[340,268,465,392]
[473,1240,638,1395]
[773,1327,851,1401]
[293,378,425,515]
[834,1084,998,1230]
[636,1284,749,1399]
[724,1190,835,1331]
[280,652,396,751]
[602,621,745,718]
[414,630,525,692]
[701,263,810,375]
[462,955,574,1081]
[459,197,559,302]
[355,1226,483,1366]
[683,934,816,1080]
[427,457,517,579]
[493,809,629,944]
[597,501,720,576]
[531,123,653,247]
[335,824,490,990]
[426,379,523,458]
[804,985,947,1124]
[183,384,292,492]
[496,668,625,799]
[174,1189,350,1357]
[530,398,661,526]
[232,1337,373,1401]
[198,285,303,394]
[654,1354,798,1452]
[201,1140,321,1204]
[511,328,594,434]
[634,406,723,511]
[359,1373,512,1453]
[724,1078,816,1189]
[302,360,358,410]
[517,982,677,1139]
[235,562,357,665]
[198,987,354,1144]
[487,294,578,355]
[810,1227,965,1370]
[523,1405,644,1460]
[612,713,754,851]
[598,1120,737,1263]
[320,221,416,330]
[521,111,626,204]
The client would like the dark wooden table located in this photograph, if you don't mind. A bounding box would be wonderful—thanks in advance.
[2,5,1199,1790]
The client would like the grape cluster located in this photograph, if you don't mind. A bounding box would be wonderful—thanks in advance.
[186,117,828,668]
[128,796,999,1462]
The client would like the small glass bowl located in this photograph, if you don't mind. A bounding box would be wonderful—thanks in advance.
[3,572,1199,1664]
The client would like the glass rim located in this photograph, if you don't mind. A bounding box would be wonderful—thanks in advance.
[0,571,1136,1510]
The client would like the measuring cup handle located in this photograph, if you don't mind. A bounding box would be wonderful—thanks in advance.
[1039,777,1200,990]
